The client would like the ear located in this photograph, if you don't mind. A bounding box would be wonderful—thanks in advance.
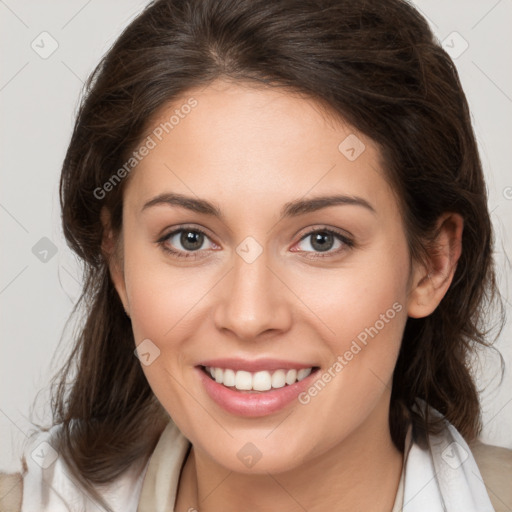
[100,206,130,317]
[407,212,464,318]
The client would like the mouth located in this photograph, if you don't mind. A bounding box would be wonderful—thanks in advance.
[195,360,321,417]
[200,365,320,393]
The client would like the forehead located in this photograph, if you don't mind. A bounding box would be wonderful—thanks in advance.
[123,79,394,216]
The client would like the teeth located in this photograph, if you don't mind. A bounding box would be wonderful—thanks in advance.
[223,368,236,387]
[271,369,286,389]
[297,368,312,381]
[285,369,297,385]
[253,371,272,391]
[204,366,314,391]
[235,370,252,390]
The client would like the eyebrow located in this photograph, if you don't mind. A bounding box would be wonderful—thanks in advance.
[141,192,376,219]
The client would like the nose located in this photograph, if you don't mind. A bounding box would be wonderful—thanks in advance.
[213,248,292,341]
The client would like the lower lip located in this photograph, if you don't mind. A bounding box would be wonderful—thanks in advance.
[196,367,319,417]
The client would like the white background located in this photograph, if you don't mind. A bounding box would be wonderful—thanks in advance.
[1,0,511,472]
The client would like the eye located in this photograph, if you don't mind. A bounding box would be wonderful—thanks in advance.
[157,225,354,260]
[293,228,354,257]
[157,226,218,259]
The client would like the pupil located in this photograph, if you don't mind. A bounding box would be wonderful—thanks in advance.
[311,232,333,252]
[181,231,203,251]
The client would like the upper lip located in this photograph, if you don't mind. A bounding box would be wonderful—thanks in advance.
[197,358,317,373]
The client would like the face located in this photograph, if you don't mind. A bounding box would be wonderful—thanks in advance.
[107,79,426,474]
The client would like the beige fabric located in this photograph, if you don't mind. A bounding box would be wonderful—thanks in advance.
[470,440,512,512]
[136,420,190,512]
[3,431,511,511]
[0,472,23,512]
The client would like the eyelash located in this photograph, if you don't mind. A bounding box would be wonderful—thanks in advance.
[156,225,355,260]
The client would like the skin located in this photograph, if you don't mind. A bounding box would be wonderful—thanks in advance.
[102,79,463,511]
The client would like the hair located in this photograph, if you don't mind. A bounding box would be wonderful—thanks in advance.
[32,0,504,508]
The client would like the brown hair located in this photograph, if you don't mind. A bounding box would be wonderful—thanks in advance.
[33,0,504,508]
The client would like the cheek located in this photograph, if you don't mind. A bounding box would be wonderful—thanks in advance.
[121,233,209,345]
[121,245,205,415]
[298,245,408,354]
[305,238,410,401]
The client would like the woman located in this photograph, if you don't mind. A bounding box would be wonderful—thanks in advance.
[1,0,510,510]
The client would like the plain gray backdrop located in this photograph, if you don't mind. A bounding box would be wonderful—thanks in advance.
[1,0,511,472]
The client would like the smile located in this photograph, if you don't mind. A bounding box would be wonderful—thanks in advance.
[203,366,313,392]
[196,359,320,417]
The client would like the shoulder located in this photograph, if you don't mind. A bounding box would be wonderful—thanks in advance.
[0,471,23,512]
[7,423,152,512]
[470,439,512,512]
[1,424,64,512]
[409,401,512,510]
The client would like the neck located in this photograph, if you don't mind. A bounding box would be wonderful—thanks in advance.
[175,403,403,512]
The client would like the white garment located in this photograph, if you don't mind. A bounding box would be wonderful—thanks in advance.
[20,426,149,512]
[402,419,495,511]
[135,422,407,511]
[20,407,495,511]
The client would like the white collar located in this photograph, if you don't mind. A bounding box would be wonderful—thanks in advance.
[137,406,494,511]
[401,411,494,511]
[20,405,495,511]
